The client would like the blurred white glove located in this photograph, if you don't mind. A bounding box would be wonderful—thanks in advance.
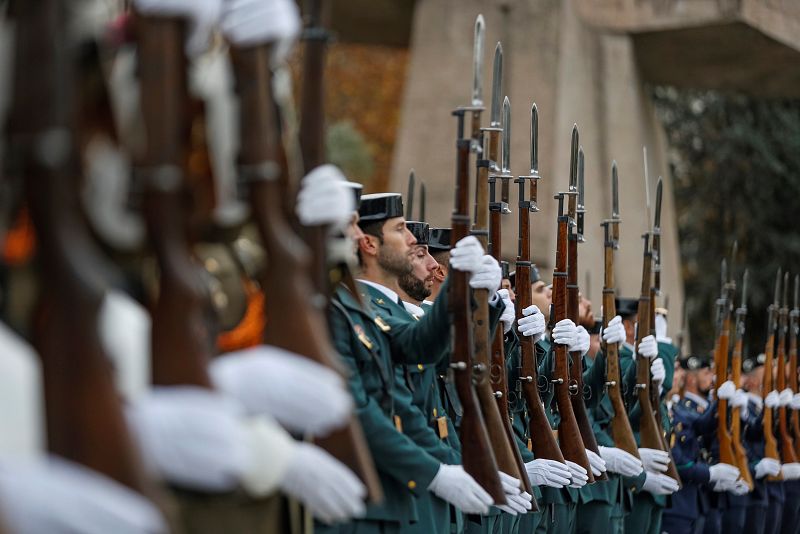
[732,389,749,411]
[571,326,590,355]
[279,442,366,524]
[295,165,354,230]
[639,448,670,474]
[716,381,736,400]
[133,0,223,57]
[637,335,658,359]
[598,446,643,477]
[525,459,571,488]
[566,460,588,488]
[642,472,679,495]
[518,305,546,342]
[730,479,750,496]
[450,236,485,273]
[469,255,502,292]
[127,387,248,491]
[0,456,167,534]
[221,0,301,64]
[780,388,793,407]
[754,458,781,479]
[766,391,780,409]
[496,471,531,516]
[792,393,800,410]
[586,450,607,477]
[655,313,671,344]
[552,319,578,348]
[602,316,626,345]
[709,463,740,488]
[498,289,516,334]
[781,463,800,480]
[650,358,665,387]
[210,344,352,435]
[427,465,493,515]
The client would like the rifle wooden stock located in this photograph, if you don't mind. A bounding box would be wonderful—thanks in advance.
[791,306,800,459]
[13,0,149,492]
[776,306,797,464]
[731,311,754,490]
[230,44,381,502]
[552,206,594,481]
[764,325,782,478]
[713,313,735,467]
[450,113,505,503]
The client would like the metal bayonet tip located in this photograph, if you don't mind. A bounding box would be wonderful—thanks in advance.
[406,169,415,219]
[643,146,652,232]
[419,182,426,222]
[741,269,749,308]
[530,103,539,173]
[729,241,738,283]
[775,268,783,306]
[577,146,585,209]
[502,96,511,173]
[569,124,579,191]
[654,177,663,230]
[795,274,799,311]
[490,42,503,126]
[784,271,790,308]
[611,161,620,219]
[471,15,485,107]
[721,259,727,292]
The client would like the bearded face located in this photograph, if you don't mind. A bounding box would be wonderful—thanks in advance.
[398,245,437,303]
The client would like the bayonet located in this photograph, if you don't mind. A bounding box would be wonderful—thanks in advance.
[472,14,485,108]
[490,42,503,128]
[419,182,426,222]
[741,269,749,312]
[784,271,791,312]
[643,146,652,233]
[652,177,663,291]
[406,169,415,219]
[514,102,541,213]
[610,161,621,245]
[567,125,579,225]
[498,96,512,211]
[577,146,586,241]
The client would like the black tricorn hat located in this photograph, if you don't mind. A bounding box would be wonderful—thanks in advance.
[615,298,639,318]
[358,193,404,224]
[344,181,363,210]
[588,318,603,335]
[428,227,452,252]
[406,221,430,245]
[679,354,712,371]
[509,264,542,287]
[500,261,511,280]
[742,353,767,374]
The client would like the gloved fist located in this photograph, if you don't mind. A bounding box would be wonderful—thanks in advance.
[133,0,223,57]
[469,255,502,292]
[210,344,352,436]
[730,479,750,496]
[571,326,590,355]
[716,380,736,400]
[565,460,588,488]
[780,388,793,407]
[637,335,658,359]
[280,442,366,524]
[766,390,780,409]
[792,393,800,410]
[552,319,578,348]
[602,316,626,345]
[782,463,800,480]
[598,446,643,477]
[221,0,301,64]
[498,289,516,334]
[450,236,485,273]
[428,465,493,515]
[518,305,546,342]
[754,458,781,479]
[586,450,607,477]
[732,389,749,411]
[525,459,571,488]
[709,463,740,487]
[642,472,679,495]
[650,358,665,386]
[496,472,532,516]
[295,165,355,229]
[639,448,670,474]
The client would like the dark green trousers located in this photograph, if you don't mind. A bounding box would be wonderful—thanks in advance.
[316,521,402,534]
[536,502,576,534]
[624,493,662,534]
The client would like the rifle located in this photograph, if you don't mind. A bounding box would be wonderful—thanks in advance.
[600,163,640,458]
[776,271,797,464]
[406,170,415,219]
[567,146,605,480]
[514,103,565,465]
[550,126,593,481]
[731,269,754,490]
[419,182,427,222]
[471,43,530,496]
[763,270,782,479]
[713,257,736,469]
[229,43,381,501]
[790,275,800,459]
[11,0,149,492]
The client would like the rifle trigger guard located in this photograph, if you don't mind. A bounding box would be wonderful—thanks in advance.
[538,375,549,392]
[450,362,468,371]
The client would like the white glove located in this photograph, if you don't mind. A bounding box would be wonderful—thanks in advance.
[780,388,793,407]
[655,313,670,343]
[650,358,665,386]
[792,393,800,410]
[524,459,571,488]
[469,255,502,292]
[450,236,485,272]
[0,456,167,534]
[715,380,735,400]
[496,471,532,516]
[709,463,740,488]
[210,344,352,436]
[598,446,643,477]
[126,387,248,492]
[133,0,223,57]
[642,472,679,495]
[498,289,516,334]
[637,335,658,359]
[754,458,781,479]
[221,0,301,64]
[602,316,626,345]
[586,449,607,477]
[781,462,800,480]
[518,305,546,342]
[427,465,493,515]
[571,326,590,355]
[732,389,749,410]
[565,460,588,488]
[639,448,670,474]
[279,442,366,524]
[766,390,780,409]
[730,479,750,496]
[295,165,355,230]
[552,319,578,348]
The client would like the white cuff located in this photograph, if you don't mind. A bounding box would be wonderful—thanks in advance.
[239,416,297,497]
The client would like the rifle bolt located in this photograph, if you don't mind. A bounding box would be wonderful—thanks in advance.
[551,378,564,384]
[493,391,503,399]
[605,381,617,387]
[519,375,534,383]
[450,362,468,371]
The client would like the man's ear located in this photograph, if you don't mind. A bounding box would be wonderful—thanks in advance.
[358,234,380,259]
[434,263,447,282]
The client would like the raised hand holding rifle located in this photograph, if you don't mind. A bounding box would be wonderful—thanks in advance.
[730,269,755,490]
[790,276,800,458]
[764,271,784,479]
[776,272,799,467]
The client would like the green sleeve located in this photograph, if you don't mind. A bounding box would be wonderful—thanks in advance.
[582,351,607,410]
[385,279,451,365]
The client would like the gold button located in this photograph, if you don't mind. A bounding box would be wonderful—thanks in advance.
[418,364,425,370]
[433,408,438,417]
[408,480,417,489]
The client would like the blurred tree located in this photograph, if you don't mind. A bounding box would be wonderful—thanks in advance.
[652,87,800,359]
[326,120,375,185]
